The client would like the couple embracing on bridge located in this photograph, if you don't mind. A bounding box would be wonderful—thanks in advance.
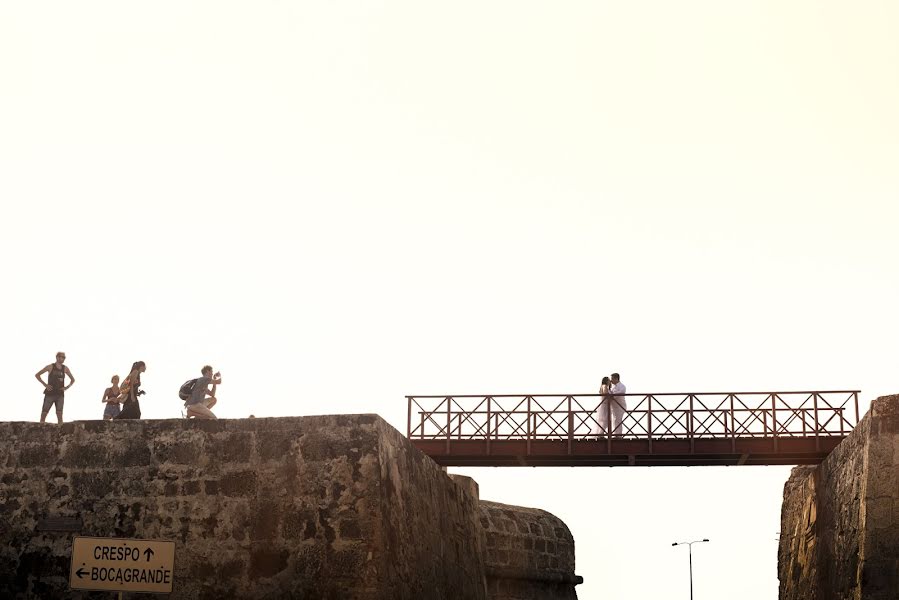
[591,372,627,437]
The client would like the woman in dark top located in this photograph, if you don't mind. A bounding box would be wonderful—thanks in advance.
[115,361,146,420]
[101,375,121,420]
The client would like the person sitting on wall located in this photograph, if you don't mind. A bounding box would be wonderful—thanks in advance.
[185,365,222,420]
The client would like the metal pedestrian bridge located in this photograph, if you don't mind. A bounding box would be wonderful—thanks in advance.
[406,391,860,467]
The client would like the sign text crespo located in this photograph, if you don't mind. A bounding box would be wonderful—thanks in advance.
[69,536,175,594]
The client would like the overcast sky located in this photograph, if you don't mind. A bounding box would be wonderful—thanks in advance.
[2,1,897,598]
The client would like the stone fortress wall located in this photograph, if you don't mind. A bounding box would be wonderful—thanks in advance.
[479,500,581,600]
[779,395,899,600]
[0,414,581,599]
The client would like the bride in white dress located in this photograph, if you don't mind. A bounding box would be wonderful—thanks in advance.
[591,376,612,436]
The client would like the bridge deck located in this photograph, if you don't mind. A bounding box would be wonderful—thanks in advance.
[407,391,859,467]
[413,436,844,467]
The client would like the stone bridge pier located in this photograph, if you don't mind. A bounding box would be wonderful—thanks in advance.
[779,394,899,599]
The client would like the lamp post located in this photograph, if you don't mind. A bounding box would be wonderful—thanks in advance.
[671,539,709,600]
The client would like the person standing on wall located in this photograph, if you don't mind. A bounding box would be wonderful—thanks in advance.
[610,372,627,435]
[101,375,121,420]
[35,352,75,424]
[116,361,146,419]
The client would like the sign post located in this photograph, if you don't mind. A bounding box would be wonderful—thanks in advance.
[69,536,175,595]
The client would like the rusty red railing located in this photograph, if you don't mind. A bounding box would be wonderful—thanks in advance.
[406,391,860,465]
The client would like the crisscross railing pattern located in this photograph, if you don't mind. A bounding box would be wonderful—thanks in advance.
[407,391,860,455]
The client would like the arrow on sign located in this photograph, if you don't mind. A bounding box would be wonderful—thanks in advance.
[75,567,88,579]
[144,548,154,562]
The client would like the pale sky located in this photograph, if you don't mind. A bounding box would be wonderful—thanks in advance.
[1,1,898,598]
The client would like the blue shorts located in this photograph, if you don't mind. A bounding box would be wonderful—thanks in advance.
[103,403,121,419]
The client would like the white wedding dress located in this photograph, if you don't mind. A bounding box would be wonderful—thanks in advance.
[591,383,612,436]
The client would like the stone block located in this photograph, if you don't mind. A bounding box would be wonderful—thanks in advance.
[219,471,257,497]
[256,431,297,461]
[299,432,356,462]
[868,501,893,530]
[339,518,363,540]
[207,432,253,463]
[114,439,153,467]
[873,395,899,434]
[16,445,58,468]
[154,439,203,465]
[248,547,289,580]
[69,471,115,497]
[250,502,281,540]
[282,509,317,540]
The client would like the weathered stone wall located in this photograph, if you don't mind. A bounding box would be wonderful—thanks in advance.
[0,415,488,599]
[479,501,582,600]
[779,394,899,600]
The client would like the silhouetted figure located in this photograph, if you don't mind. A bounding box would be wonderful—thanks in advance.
[35,352,75,424]
[101,375,121,420]
[116,361,146,419]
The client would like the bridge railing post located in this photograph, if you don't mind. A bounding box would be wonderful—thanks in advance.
[446,397,451,454]
[688,394,695,454]
[729,394,736,453]
[771,394,778,453]
[486,397,492,456]
[647,395,653,454]
[527,396,532,457]
[802,402,808,437]
[813,393,820,451]
[567,396,573,455]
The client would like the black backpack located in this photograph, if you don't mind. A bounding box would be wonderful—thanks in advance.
[179,379,198,401]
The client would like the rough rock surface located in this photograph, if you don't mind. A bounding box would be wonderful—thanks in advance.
[479,500,582,600]
[0,415,487,599]
[779,394,899,600]
[0,415,581,599]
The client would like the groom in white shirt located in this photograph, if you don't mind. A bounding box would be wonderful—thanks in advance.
[610,372,627,435]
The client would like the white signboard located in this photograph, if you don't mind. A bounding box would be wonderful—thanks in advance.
[69,536,175,594]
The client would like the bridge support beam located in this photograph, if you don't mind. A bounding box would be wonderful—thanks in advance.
[414,436,842,468]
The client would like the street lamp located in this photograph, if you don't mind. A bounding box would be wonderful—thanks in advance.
[671,539,709,600]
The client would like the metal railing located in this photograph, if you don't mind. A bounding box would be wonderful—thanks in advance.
[407,391,860,453]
